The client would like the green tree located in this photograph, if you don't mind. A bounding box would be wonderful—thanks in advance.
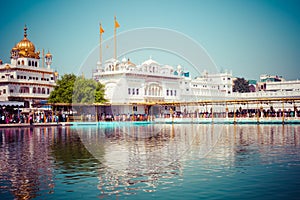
[233,77,250,93]
[95,82,106,103]
[73,77,106,103]
[48,74,106,103]
[48,74,76,103]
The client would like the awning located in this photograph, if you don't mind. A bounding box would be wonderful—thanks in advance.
[0,101,24,106]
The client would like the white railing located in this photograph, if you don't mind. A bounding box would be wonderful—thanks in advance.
[96,69,180,79]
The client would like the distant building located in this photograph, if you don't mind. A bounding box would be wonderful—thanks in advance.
[248,80,257,92]
[0,26,58,109]
[256,74,300,92]
[257,74,284,91]
[260,74,284,82]
[265,80,300,92]
[191,70,233,96]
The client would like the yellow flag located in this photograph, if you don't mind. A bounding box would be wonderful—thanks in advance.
[100,24,104,34]
[114,17,120,28]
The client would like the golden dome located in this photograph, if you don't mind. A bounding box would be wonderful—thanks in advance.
[45,51,52,58]
[12,25,40,59]
[12,46,18,51]
[127,58,136,67]
[17,37,36,52]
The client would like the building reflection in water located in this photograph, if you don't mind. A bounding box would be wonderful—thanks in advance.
[77,123,227,196]
[78,123,300,197]
[0,127,55,199]
[198,124,300,171]
[0,124,299,199]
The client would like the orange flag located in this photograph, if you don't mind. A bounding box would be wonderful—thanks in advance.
[100,24,104,34]
[114,17,120,28]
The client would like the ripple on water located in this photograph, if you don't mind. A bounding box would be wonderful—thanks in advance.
[1,125,300,199]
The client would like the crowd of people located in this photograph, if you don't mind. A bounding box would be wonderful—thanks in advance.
[0,107,299,124]
[0,111,68,124]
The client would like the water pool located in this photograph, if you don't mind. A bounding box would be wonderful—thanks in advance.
[0,124,300,199]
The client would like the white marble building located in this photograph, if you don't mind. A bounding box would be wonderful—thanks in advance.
[93,56,233,115]
[0,26,58,108]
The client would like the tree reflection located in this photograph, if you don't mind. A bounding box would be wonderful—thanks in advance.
[1,124,299,199]
[50,126,101,172]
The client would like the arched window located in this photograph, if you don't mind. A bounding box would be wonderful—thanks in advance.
[21,60,24,65]
[28,60,31,66]
[20,87,29,93]
[17,61,20,65]
[33,87,36,94]
[42,88,45,94]
[37,87,41,94]
[35,61,37,67]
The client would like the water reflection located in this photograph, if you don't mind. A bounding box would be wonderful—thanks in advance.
[199,125,300,173]
[0,124,299,199]
[77,124,190,196]
[0,127,55,199]
[76,124,233,197]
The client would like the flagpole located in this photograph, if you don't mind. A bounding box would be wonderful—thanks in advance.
[42,49,44,68]
[114,16,117,60]
[100,23,103,68]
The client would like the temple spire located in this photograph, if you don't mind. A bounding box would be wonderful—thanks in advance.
[24,25,27,38]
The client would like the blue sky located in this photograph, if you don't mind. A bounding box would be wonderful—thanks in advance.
[0,0,299,80]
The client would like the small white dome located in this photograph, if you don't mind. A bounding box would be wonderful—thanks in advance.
[142,57,159,66]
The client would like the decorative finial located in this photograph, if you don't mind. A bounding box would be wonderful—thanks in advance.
[24,24,27,38]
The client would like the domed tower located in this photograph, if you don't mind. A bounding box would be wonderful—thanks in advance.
[10,25,40,67]
[54,70,59,81]
[45,51,53,69]
[10,46,19,65]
